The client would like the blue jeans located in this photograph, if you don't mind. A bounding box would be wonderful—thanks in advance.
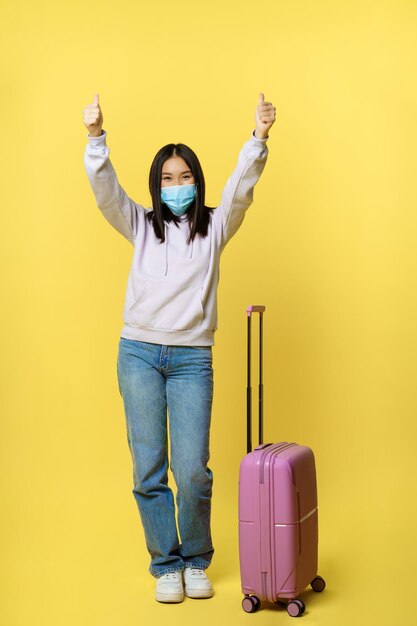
[116,337,214,578]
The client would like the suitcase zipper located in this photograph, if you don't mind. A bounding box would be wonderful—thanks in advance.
[259,443,295,484]
[258,442,296,602]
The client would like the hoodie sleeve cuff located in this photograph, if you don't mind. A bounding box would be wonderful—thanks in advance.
[87,129,107,145]
[251,130,269,144]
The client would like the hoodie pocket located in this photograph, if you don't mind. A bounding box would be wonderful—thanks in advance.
[126,281,204,331]
[128,284,147,312]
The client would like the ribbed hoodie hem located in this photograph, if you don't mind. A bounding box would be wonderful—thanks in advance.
[120,324,215,347]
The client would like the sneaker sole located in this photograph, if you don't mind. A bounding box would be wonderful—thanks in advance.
[185,588,214,599]
[155,591,184,603]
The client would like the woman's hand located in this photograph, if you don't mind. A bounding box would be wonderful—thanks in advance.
[254,93,276,139]
[83,94,103,137]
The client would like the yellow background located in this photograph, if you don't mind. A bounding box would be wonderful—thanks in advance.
[1,1,416,624]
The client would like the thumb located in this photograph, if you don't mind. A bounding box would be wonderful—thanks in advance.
[258,92,265,105]
[93,93,99,105]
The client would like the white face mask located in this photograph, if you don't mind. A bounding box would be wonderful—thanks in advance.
[160,184,196,216]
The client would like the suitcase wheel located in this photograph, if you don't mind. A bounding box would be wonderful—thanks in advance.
[242,595,261,613]
[287,599,305,617]
[311,576,326,593]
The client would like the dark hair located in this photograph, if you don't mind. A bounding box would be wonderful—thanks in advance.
[147,143,215,243]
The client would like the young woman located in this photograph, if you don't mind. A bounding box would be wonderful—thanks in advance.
[82,93,276,603]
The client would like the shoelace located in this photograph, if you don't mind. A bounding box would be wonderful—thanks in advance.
[161,572,180,581]
[187,568,205,577]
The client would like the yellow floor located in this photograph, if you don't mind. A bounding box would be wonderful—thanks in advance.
[2,491,412,626]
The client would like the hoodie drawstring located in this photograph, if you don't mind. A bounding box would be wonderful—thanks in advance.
[163,220,193,274]
[164,223,168,275]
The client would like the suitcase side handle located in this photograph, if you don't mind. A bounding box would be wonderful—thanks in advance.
[247,305,265,453]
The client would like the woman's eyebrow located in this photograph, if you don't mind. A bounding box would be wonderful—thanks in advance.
[161,170,193,175]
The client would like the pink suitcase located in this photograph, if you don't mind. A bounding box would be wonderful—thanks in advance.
[238,306,326,617]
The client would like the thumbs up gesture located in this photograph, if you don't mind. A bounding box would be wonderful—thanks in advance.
[254,93,276,139]
[83,94,103,137]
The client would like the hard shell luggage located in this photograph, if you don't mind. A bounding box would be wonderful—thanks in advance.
[238,305,326,617]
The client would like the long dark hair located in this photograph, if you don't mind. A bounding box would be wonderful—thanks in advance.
[147,143,215,243]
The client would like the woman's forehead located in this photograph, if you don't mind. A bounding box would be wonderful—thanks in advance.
[162,155,191,174]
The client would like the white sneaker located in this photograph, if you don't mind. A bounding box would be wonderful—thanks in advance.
[155,571,184,603]
[183,568,214,599]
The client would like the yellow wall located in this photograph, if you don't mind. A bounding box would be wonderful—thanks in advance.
[1,1,416,624]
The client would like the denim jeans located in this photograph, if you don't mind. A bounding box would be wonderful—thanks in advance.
[116,337,214,577]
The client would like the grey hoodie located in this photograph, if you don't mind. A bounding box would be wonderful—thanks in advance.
[84,130,269,346]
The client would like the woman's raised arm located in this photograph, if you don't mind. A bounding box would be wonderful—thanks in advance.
[83,94,146,244]
[215,93,276,246]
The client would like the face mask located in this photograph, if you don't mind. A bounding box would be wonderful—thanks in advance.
[160,184,196,216]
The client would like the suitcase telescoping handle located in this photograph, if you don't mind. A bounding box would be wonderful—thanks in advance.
[246,305,265,453]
